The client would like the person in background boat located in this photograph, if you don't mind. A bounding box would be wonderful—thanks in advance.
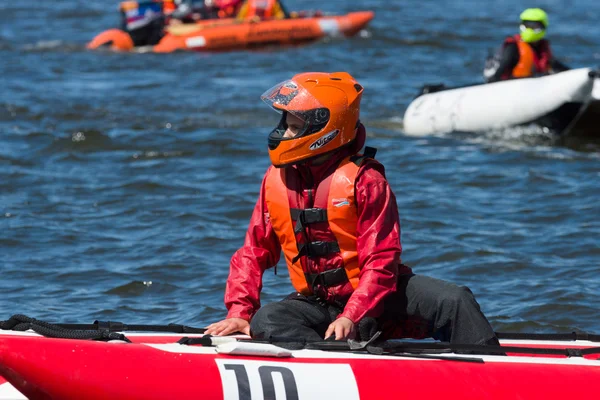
[119,0,166,46]
[213,0,244,18]
[117,0,212,46]
[205,72,501,349]
[167,0,241,22]
[485,8,570,83]
[236,0,290,21]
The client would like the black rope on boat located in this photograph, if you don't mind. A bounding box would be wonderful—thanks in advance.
[380,352,485,363]
[0,314,207,342]
[0,314,131,342]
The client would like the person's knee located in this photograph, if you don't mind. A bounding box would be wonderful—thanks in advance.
[249,302,288,337]
[441,285,476,310]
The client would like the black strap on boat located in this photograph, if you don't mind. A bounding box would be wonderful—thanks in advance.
[315,340,600,358]
[178,336,216,346]
[376,341,600,358]
[496,331,600,342]
[304,268,349,290]
[0,314,207,342]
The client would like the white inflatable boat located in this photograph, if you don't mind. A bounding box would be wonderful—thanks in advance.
[403,68,599,137]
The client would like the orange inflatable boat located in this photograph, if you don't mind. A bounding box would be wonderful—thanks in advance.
[87,11,374,53]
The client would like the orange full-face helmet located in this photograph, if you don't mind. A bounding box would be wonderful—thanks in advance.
[260,72,364,168]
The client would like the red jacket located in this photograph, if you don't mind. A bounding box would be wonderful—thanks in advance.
[224,126,412,324]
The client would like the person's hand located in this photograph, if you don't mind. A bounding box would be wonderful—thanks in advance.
[205,317,250,336]
[324,317,355,340]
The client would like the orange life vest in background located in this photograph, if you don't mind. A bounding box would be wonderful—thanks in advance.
[246,0,276,19]
[119,1,140,13]
[162,0,177,13]
[512,40,535,78]
[264,155,370,295]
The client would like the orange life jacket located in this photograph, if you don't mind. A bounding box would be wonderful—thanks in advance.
[512,39,535,78]
[264,150,376,295]
[162,0,177,13]
[246,0,276,19]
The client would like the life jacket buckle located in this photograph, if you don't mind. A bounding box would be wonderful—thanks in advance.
[305,268,349,292]
[307,241,329,256]
[300,208,327,225]
[306,272,326,290]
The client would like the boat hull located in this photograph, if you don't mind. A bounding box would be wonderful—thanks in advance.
[403,68,597,137]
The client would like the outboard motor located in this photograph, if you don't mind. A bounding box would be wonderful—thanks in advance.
[120,1,166,47]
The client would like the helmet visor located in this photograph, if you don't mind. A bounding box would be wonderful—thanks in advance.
[261,79,331,145]
[520,20,545,33]
[520,22,546,43]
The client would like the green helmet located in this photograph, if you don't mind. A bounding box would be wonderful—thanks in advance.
[519,8,548,43]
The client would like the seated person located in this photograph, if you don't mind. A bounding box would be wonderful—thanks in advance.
[119,1,166,46]
[167,0,244,22]
[213,0,244,18]
[484,8,569,83]
[169,0,219,22]
[119,0,237,46]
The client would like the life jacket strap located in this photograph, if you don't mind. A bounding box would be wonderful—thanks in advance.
[349,146,377,166]
[292,241,340,263]
[290,207,328,234]
[305,267,349,290]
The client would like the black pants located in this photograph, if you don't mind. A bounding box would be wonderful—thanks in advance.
[250,274,498,346]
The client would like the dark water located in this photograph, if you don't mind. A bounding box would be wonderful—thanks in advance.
[1,0,599,335]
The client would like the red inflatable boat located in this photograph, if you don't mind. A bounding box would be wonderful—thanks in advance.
[1,328,599,400]
[87,11,374,53]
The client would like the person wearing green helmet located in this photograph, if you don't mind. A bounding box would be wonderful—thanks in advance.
[485,8,569,83]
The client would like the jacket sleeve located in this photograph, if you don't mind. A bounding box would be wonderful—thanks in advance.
[339,161,404,323]
[225,170,281,321]
[489,42,520,82]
